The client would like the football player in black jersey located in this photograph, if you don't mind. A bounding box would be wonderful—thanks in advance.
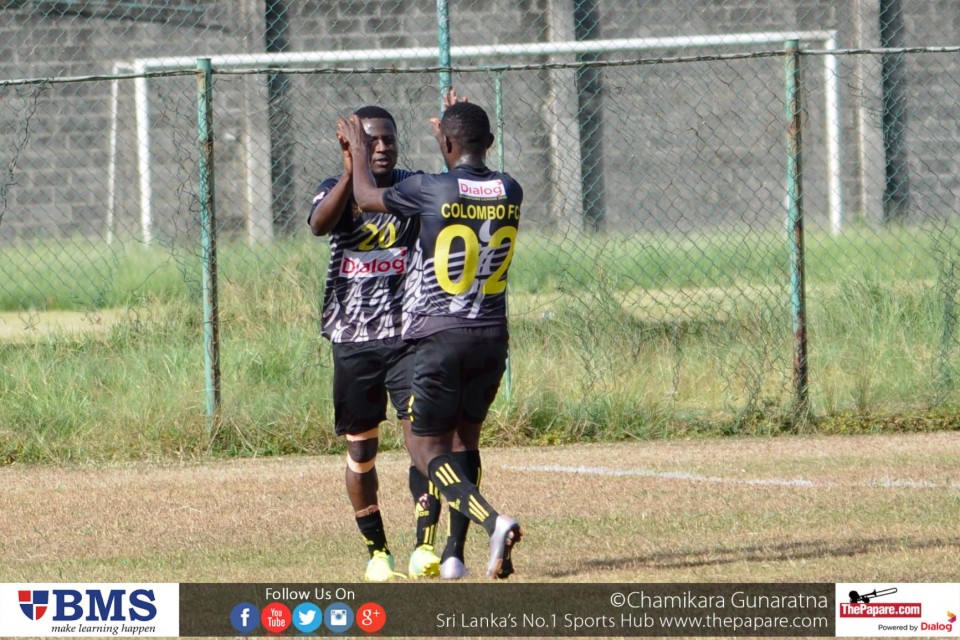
[309,106,441,581]
[339,92,524,579]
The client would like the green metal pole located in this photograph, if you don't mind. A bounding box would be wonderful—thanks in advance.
[937,255,956,395]
[495,73,504,172]
[784,40,809,420]
[494,72,511,402]
[196,58,221,427]
[436,0,451,109]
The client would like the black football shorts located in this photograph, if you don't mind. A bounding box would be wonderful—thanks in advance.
[407,325,509,436]
[331,336,413,435]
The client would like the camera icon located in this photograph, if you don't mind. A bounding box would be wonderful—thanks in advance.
[324,603,354,632]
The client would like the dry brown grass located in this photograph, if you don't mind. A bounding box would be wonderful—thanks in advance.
[0,310,125,342]
[2,432,957,585]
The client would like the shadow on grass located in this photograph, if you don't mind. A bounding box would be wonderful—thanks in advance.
[543,536,960,577]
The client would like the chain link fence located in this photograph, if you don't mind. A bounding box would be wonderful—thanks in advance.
[2,0,960,458]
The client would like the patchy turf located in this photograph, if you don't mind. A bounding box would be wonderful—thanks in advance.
[0,310,124,341]
[1,432,957,584]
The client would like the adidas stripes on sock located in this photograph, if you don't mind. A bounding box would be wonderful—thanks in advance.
[427,454,498,536]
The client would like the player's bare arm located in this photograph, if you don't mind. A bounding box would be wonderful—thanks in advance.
[308,130,354,236]
[429,89,468,153]
[442,87,466,109]
[338,115,388,213]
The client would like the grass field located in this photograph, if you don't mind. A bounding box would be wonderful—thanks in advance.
[4,227,960,464]
[2,230,959,638]
[2,432,957,584]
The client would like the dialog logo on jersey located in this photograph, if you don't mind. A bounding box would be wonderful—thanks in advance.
[0,583,179,637]
[18,590,49,620]
[458,178,505,200]
[341,248,406,278]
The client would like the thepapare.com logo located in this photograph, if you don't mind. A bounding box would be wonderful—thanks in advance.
[0,583,179,637]
[836,583,960,638]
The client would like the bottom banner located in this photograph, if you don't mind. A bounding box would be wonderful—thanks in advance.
[180,583,834,636]
[2,582,956,637]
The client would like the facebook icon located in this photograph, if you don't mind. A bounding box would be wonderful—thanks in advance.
[230,602,259,634]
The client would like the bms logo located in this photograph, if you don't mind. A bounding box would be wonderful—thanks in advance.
[18,589,157,622]
[18,590,49,620]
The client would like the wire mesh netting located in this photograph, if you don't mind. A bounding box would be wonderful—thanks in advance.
[2,0,960,459]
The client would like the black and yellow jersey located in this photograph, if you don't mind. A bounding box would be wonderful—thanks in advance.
[311,168,420,343]
[382,164,523,340]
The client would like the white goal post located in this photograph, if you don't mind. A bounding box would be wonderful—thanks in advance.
[108,31,842,245]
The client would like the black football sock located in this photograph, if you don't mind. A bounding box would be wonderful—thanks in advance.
[356,510,389,557]
[428,454,499,536]
[443,450,481,561]
[409,465,441,547]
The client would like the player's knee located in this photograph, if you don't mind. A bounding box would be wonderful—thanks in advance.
[346,433,379,474]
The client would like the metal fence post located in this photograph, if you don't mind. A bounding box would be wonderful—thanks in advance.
[785,40,809,421]
[436,0,451,106]
[196,57,222,428]
[493,71,512,403]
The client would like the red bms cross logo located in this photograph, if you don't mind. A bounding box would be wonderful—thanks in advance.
[19,590,49,620]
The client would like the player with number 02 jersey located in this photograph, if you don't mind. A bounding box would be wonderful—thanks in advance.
[339,91,524,580]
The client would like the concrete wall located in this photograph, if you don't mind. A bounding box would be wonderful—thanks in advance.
[0,0,957,243]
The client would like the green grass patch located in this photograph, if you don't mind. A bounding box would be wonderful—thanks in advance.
[2,225,960,462]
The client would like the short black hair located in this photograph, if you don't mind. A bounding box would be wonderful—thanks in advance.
[353,105,396,127]
[440,102,491,150]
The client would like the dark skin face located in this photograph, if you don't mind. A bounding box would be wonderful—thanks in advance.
[359,117,399,181]
[336,90,478,214]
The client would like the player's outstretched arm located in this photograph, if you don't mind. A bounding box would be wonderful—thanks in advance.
[308,130,354,236]
[338,115,388,213]
[430,88,467,157]
[442,87,466,109]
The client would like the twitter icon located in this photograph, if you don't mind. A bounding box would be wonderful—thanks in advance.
[292,602,322,633]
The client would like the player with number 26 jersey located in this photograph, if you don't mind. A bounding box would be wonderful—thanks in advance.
[383,165,523,340]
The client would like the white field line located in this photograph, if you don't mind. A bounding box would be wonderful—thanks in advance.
[504,464,960,491]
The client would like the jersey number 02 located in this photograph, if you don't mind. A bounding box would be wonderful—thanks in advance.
[433,223,517,296]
